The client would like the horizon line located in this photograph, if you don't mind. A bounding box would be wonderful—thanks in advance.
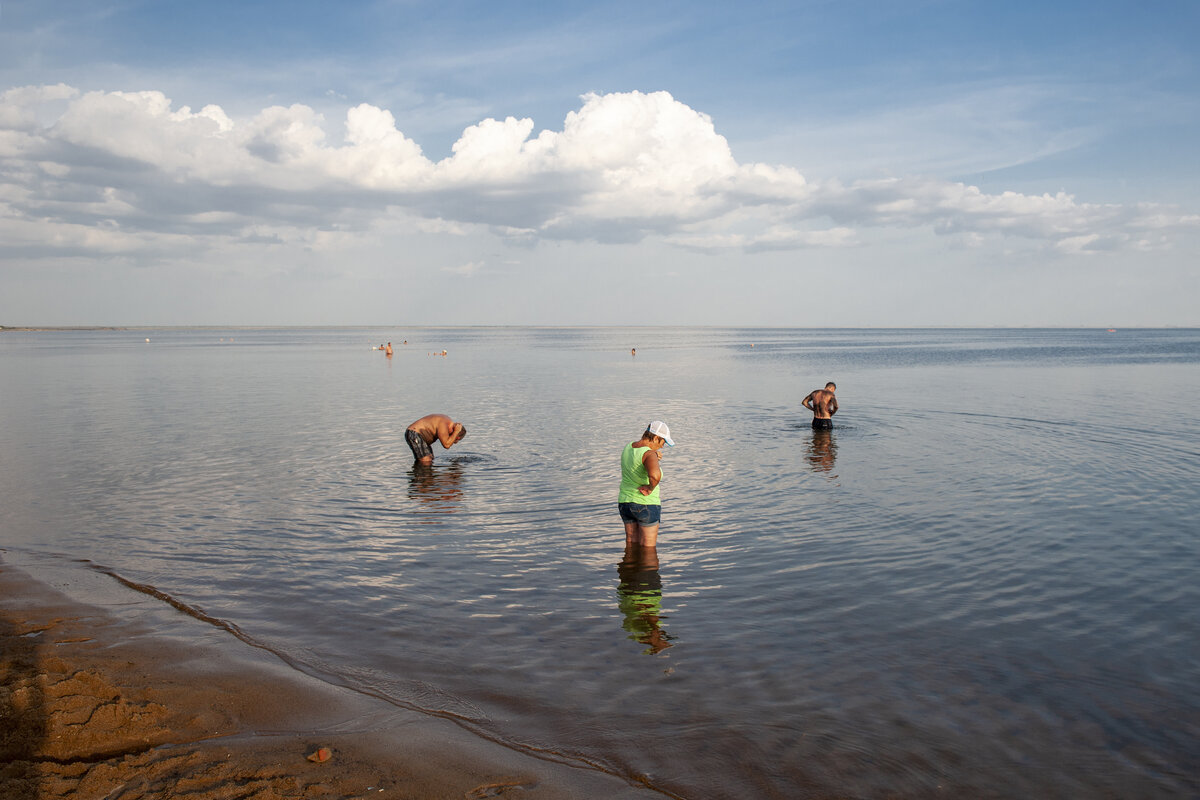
[4,324,1196,332]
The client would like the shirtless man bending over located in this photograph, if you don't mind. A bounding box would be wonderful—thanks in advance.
[802,382,838,430]
[405,413,467,465]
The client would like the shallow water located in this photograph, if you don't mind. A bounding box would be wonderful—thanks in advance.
[2,327,1198,798]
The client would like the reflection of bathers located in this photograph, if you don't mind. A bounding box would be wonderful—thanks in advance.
[812,418,833,430]
[405,428,433,460]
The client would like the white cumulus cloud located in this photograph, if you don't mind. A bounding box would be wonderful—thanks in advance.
[0,85,1194,263]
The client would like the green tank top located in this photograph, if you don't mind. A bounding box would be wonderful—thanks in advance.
[619,443,661,504]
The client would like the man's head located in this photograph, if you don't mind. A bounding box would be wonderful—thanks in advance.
[825,382,836,392]
[454,424,467,443]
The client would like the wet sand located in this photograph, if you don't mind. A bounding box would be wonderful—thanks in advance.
[0,560,654,800]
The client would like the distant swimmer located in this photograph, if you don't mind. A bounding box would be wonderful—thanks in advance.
[802,382,838,430]
[405,413,467,465]
[618,421,674,548]
[631,348,637,356]
[385,342,393,356]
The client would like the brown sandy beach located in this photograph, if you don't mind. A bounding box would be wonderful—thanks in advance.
[0,559,656,800]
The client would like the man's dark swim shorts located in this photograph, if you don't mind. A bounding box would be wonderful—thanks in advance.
[619,502,661,526]
[812,418,834,430]
[405,428,433,460]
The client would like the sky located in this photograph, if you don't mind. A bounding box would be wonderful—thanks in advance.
[1,0,1197,326]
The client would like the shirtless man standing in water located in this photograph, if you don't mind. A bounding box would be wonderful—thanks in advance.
[802,382,838,430]
[405,413,466,465]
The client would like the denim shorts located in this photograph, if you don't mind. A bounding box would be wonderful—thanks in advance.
[618,502,661,526]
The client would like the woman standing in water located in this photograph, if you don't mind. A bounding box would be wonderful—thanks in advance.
[618,421,674,547]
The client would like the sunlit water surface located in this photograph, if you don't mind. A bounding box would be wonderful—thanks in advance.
[2,327,1198,798]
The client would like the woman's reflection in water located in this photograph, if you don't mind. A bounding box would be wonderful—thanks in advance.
[806,429,838,474]
[617,543,673,654]
[408,462,465,519]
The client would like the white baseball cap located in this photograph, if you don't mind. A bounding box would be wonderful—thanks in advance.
[648,420,675,446]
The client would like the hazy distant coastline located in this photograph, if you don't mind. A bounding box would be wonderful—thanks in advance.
[0,326,132,332]
[2,324,1195,332]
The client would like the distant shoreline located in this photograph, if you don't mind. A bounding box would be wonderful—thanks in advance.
[3,324,1196,331]
[0,326,133,332]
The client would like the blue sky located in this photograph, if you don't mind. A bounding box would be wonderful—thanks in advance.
[1,0,1197,325]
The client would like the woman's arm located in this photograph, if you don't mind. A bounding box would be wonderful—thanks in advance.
[639,450,662,495]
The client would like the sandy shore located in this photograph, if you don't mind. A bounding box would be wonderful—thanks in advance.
[0,559,655,800]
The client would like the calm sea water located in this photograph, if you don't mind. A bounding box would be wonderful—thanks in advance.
[2,327,1198,798]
